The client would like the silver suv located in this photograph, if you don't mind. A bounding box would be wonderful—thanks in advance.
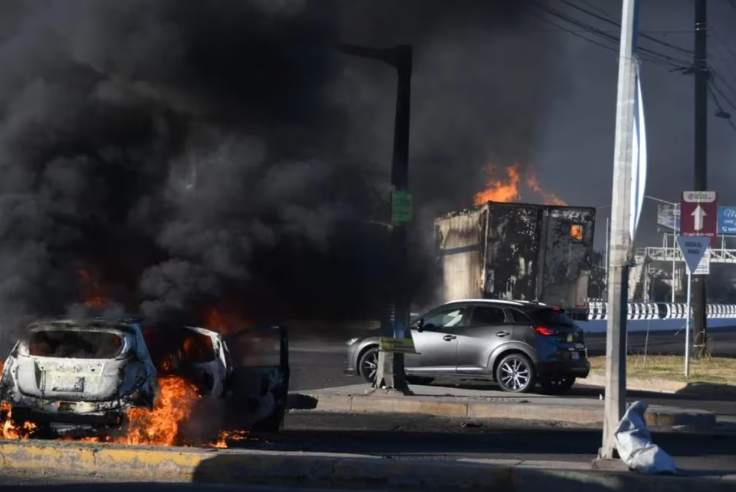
[344,299,590,394]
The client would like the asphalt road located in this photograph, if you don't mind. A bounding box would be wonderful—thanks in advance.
[0,476,360,492]
[276,411,736,475]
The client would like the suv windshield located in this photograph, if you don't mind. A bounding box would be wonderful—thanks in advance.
[529,308,576,328]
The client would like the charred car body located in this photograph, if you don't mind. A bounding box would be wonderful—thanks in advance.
[0,316,289,436]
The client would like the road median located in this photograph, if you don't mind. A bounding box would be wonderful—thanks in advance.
[1,439,734,491]
[287,384,716,429]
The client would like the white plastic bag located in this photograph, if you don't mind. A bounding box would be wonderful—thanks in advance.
[614,401,678,475]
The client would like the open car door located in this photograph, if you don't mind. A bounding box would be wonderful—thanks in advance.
[221,325,289,433]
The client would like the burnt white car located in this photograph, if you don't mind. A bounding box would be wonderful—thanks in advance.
[0,317,232,433]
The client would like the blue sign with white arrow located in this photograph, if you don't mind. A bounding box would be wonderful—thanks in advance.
[718,206,736,235]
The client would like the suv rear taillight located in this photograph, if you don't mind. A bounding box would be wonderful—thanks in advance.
[534,326,557,336]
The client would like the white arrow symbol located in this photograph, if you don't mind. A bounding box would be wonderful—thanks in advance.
[692,205,707,231]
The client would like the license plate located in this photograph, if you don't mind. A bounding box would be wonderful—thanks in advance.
[571,351,580,360]
[48,374,85,392]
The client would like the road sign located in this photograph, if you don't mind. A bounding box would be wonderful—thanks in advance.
[680,191,718,244]
[677,236,711,275]
[693,249,710,275]
[379,337,417,354]
[718,206,736,235]
[391,190,413,225]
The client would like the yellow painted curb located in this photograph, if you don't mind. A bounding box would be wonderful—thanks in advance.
[0,440,734,491]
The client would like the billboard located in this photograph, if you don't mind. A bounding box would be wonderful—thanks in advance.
[718,206,736,236]
[656,204,680,232]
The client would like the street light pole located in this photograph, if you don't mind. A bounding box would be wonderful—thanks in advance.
[340,44,414,394]
[598,0,638,462]
[672,202,679,303]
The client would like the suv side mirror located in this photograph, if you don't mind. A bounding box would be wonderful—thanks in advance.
[415,318,425,332]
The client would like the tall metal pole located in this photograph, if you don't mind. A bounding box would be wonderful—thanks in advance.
[672,203,678,303]
[388,45,413,392]
[339,44,413,393]
[599,0,638,461]
[692,0,709,358]
[604,216,609,296]
[685,271,692,377]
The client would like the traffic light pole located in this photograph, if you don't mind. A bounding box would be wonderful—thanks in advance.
[692,0,709,358]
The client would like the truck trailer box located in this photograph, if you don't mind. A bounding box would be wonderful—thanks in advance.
[434,202,596,314]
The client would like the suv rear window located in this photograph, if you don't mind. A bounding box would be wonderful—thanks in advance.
[529,308,576,328]
[29,330,123,359]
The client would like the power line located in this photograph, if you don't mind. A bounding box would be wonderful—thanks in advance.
[710,69,736,101]
[710,77,736,113]
[533,3,691,68]
[555,0,695,56]
[532,10,621,56]
[707,82,736,131]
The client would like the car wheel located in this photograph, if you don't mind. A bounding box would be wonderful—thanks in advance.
[358,347,379,384]
[406,376,434,386]
[495,353,535,393]
[540,377,576,395]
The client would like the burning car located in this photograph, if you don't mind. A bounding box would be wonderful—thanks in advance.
[0,315,290,442]
[0,318,160,433]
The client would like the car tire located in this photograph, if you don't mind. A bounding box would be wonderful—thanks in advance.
[495,353,536,393]
[540,377,576,395]
[358,347,379,384]
[406,376,434,386]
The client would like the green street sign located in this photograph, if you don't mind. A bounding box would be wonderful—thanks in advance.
[391,190,413,225]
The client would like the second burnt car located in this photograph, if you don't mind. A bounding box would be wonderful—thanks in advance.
[0,315,289,436]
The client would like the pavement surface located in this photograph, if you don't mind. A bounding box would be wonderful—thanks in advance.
[0,475,356,491]
[275,411,736,475]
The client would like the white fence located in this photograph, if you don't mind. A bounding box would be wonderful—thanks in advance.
[585,301,736,321]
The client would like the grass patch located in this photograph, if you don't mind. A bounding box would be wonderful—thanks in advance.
[588,355,736,384]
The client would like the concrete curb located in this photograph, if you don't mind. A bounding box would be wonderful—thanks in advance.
[583,372,736,399]
[286,393,716,429]
[1,440,734,491]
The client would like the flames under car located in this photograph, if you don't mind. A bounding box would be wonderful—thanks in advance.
[0,318,234,433]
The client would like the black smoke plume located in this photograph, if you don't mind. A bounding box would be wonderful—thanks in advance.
[0,0,566,347]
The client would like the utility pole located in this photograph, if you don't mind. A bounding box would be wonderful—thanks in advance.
[340,44,414,393]
[692,0,709,358]
[597,0,638,462]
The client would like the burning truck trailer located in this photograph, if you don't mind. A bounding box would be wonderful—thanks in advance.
[0,316,289,446]
[434,201,596,317]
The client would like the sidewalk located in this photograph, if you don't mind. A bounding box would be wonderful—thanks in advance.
[287,383,717,429]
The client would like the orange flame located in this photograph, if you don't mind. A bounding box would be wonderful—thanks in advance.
[77,269,108,309]
[211,430,251,449]
[205,307,250,336]
[474,163,566,206]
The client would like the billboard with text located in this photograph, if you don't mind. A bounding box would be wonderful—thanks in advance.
[657,204,680,232]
